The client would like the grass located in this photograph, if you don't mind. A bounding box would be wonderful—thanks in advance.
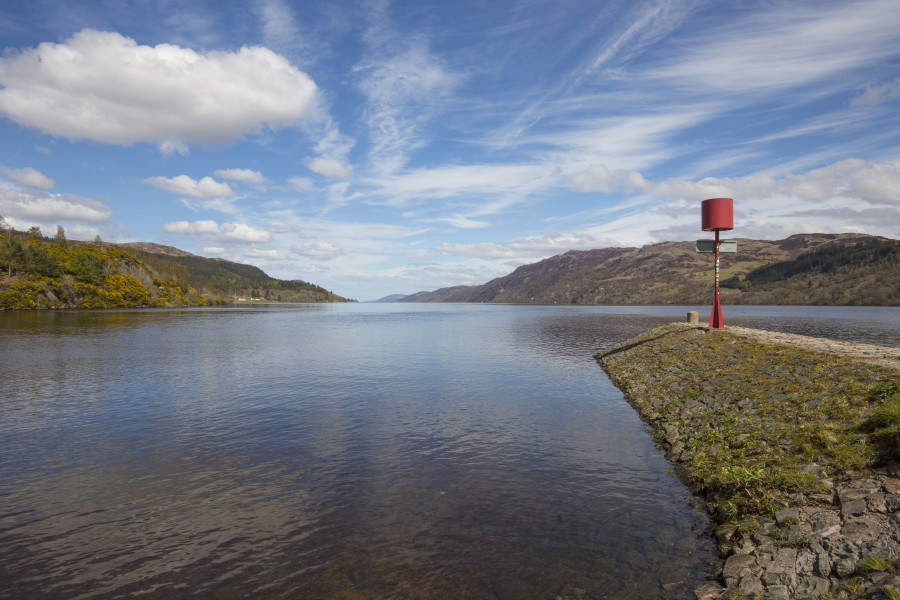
[597,324,900,522]
[862,383,900,459]
[858,556,896,575]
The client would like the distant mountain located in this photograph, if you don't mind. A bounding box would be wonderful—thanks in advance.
[372,294,409,302]
[403,233,899,306]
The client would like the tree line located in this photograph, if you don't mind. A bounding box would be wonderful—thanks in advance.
[721,239,900,290]
[0,218,224,309]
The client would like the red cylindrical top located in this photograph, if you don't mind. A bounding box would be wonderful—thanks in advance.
[701,197,734,231]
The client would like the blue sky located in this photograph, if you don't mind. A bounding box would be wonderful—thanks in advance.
[1,0,899,301]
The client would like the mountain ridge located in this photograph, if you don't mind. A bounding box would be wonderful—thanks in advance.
[402,233,899,306]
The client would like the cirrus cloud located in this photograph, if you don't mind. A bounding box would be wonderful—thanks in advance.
[0,29,318,153]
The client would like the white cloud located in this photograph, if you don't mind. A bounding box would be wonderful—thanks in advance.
[144,175,234,199]
[305,157,353,179]
[572,158,900,207]
[244,248,283,259]
[290,241,344,260]
[367,163,556,206]
[430,214,493,229]
[437,230,608,260]
[1,166,55,189]
[0,183,111,225]
[159,139,189,158]
[163,219,272,243]
[405,249,437,260]
[214,168,271,190]
[284,177,314,192]
[0,29,317,150]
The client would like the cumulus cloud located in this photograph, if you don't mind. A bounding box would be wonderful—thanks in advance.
[1,166,55,189]
[214,168,271,190]
[290,241,344,260]
[144,175,234,199]
[163,219,271,243]
[0,183,111,226]
[305,157,353,179]
[0,29,318,151]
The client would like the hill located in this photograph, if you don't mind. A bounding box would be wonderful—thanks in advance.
[0,227,350,309]
[403,233,899,306]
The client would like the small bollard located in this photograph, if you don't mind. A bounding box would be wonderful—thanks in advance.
[687,311,699,325]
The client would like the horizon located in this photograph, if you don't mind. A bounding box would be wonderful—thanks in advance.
[1,1,899,301]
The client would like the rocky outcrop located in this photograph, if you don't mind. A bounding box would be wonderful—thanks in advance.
[596,323,900,600]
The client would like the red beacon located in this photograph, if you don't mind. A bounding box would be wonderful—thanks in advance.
[701,198,734,329]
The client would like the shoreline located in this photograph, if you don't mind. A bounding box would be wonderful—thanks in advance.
[596,322,900,600]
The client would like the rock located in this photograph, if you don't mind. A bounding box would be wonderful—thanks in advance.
[809,493,835,505]
[693,581,723,600]
[843,515,884,544]
[806,509,841,539]
[815,552,831,578]
[883,478,900,495]
[729,434,749,449]
[799,463,827,478]
[867,492,888,513]
[841,498,868,518]
[722,553,757,585]
[838,479,882,503]
[775,507,799,525]
[714,522,738,544]
[886,495,900,512]
[829,540,860,578]
[793,575,830,599]
[737,573,764,594]
[764,584,791,599]
[761,548,799,588]
[796,549,816,575]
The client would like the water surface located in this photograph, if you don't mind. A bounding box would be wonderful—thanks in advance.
[2,303,895,599]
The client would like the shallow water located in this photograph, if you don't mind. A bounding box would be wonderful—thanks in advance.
[1,303,895,598]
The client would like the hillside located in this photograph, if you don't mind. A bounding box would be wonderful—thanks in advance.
[0,228,350,309]
[403,233,899,306]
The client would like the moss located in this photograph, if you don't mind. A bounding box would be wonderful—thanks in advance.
[596,323,900,520]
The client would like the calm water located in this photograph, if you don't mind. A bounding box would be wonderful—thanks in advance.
[1,304,897,599]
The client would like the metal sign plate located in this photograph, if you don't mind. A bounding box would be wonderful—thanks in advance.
[696,239,737,253]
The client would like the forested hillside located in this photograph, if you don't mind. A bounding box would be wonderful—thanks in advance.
[123,243,347,303]
[0,222,349,309]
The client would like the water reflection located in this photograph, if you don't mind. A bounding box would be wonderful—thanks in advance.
[3,303,892,599]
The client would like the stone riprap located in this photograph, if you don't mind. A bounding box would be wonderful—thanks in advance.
[596,323,900,600]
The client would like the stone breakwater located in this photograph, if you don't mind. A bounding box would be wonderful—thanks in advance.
[596,323,900,600]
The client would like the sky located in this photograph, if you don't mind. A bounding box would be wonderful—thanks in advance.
[1,0,899,301]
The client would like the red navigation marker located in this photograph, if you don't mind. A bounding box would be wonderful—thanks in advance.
[700,198,734,329]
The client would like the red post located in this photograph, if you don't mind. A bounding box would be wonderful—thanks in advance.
[710,229,724,328]
[701,198,732,330]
